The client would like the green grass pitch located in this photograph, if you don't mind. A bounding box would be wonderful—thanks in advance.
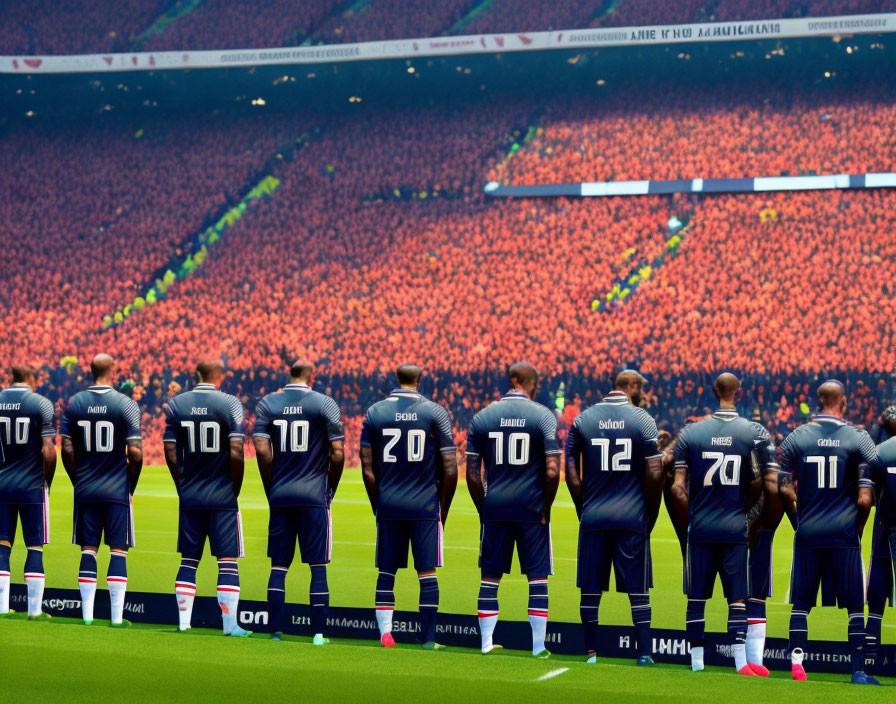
[1,463,895,701]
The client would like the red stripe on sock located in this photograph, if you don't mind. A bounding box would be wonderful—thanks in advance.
[747,619,766,625]
[107,577,128,583]
[216,587,240,593]
[477,611,499,618]
[24,573,45,579]
[528,610,549,618]
[78,579,97,584]
[375,606,394,611]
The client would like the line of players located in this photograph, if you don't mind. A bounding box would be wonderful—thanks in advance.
[1,356,895,684]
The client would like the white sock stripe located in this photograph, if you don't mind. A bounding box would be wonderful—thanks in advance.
[868,614,884,619]
[268,588,285,592]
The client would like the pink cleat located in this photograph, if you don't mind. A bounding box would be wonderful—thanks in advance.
[381,633,396,648]
[792,663,807,681]
[737,665,758,676]
[749,663,770,677]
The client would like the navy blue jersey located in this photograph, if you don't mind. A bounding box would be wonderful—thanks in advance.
[60,385,141,505]
[779,414,876,549]
[566,391,662,532]
[360,389,455,521]
[164,384,244,510]
[253,383,344,508]
[873,437,896,526]
[467,391,561,524]
[674,410,774,544]
[0,385,56,504]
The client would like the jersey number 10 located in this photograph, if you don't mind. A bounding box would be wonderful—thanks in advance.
[0,417,30,445]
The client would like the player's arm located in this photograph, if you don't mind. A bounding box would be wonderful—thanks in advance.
[39,397,57,488]
[564,422,583,519]
[324,398,346,501]
[124,399,143,494]
[776,435,797,525]
[251,399,274,499]
[856,430,878,537]
[162,404,180,488]
[433,406,458,524]
[540,412,561,523]
[669,428,690,526]
[59,405,77,486]
[465,420,485,515]
[227,397,246,498]
[640,415,664,533]
[360,414,378,514]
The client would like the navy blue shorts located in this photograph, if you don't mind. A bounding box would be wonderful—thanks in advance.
[73,500,133,549]
[178,509,244,558]
[0,497,50,546]
[748,529,775,599]
[867,523,896,608]
[577,530,651,594]
[686,542,748,600]
[479,522,553,579]
[375,520,442,572]
[268,506,332,566]
[789,546,864,610]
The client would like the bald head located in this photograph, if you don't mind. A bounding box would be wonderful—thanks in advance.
[196,361,224,387]
[712,373,741,405]
[508,362,538,398]
[817,380,846,416]
[289,358,314,383]
[615,369,646,406]
[396,364,422,389]
[90,354,115,384]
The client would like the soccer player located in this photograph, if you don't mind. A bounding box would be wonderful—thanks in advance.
[865,410,896,677]
[467,362,561,658]
[671,373,773,676]
[60,354,142,627]
[565,370,664,665]
[360,364,458,650]
[253,359,345,644]
[778,380,877,684]
[0,366,57,620]
[164,361,251,637]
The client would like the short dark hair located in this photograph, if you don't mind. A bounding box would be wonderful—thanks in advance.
[508,362,537,387]
[396,364,422,386]
[196,361,224,383]
[289,359,313,381]
[10,366,35,383]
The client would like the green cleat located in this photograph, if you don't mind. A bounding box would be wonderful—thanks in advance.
[109,620,131,629]
[421,642,445,651]
[482,644,503,655]
[1,610,17,618]
[312,634,329,646]
[225,626,253,638]
[27,613,52,622]
[83,619,93,626]
[534,650,551,660]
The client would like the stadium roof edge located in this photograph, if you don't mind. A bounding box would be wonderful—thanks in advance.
[1,13,895,74]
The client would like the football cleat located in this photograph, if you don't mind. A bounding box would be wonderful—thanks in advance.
[380,633,396,648]
[226,626,253,638]
[27,613,52,622]
[271,632,283,642]
[637,655,655,666]
[737,665,758,676]
[312,634,330,646]
[1,609,17,617]
[748,663,770,677]
[851,672,871,685]
[176,626,191,633]
[863,674,882,686]
[83,619,93,626]
[533,650,551,660]
[791,663,807,681]
[421,642,444,651]
[586,655,597,664]
[482,644,503,655]
[109,619,131,629]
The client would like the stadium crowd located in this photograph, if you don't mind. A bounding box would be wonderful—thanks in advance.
[3,0,896,54]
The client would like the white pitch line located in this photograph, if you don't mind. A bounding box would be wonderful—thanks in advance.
[535,667,569,682]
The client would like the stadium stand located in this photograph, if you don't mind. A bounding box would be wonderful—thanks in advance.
[3,1,896,54]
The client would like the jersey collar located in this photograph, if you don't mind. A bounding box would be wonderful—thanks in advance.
[713,408,739,419]
[9,384,30,390]
[813,413,846,425]
[391,388,421,399]
[285,383,309,389]
[195,383,217,391]
[88,384,113,394]
[603,390,629,404]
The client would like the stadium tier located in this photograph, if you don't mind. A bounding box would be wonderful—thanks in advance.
[3,1,896,54]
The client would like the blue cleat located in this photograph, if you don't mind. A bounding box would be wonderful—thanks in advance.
[851,672,871,685]
[864,674,882,686]
[637,655,655,666]
[586,655,597,664]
